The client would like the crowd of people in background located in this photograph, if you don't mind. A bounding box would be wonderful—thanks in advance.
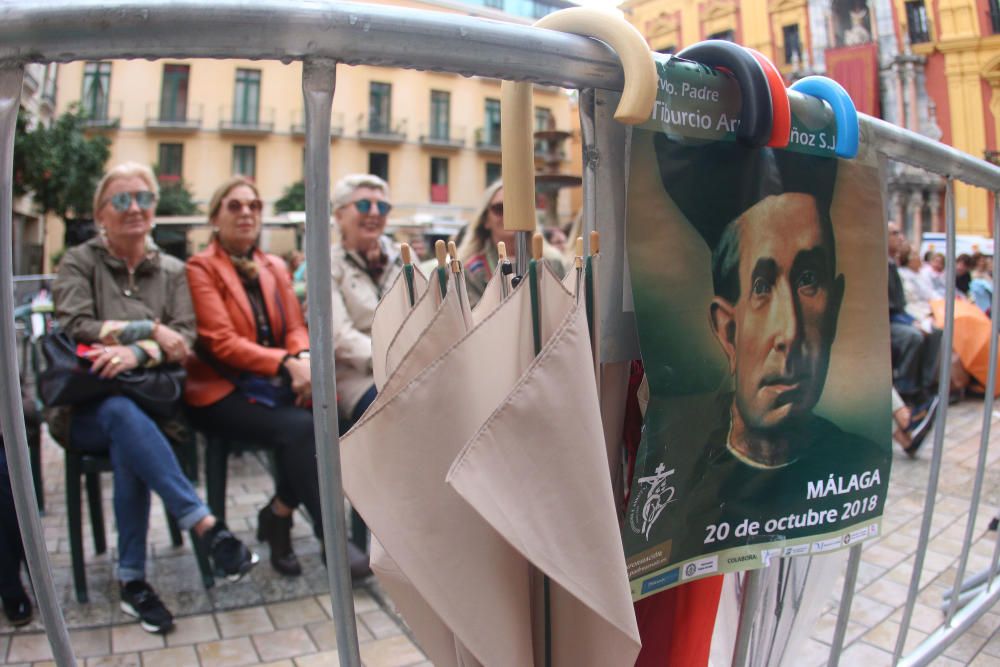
[1,161,587,633]
[888,221,997,460]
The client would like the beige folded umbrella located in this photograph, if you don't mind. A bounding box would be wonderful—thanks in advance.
[370,274,482,667]
[448,265,641,667]
[371,246,428,390]
[342,270,569,665]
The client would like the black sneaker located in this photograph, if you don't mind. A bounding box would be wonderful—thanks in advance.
[119,580,173,634]
[202,522,259,582]
[2,589,32,627]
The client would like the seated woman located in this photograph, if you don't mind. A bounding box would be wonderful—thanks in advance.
[53,162,256,635]
[185,177,346,578]
[455,180,566,308]
[330,174,404,569]
[331,174,402,428]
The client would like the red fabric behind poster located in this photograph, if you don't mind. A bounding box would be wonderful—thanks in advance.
[824,44,880,118]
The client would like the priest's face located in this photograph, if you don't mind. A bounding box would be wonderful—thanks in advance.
[710,193,844,433]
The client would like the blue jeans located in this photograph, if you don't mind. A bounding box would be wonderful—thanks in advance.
[71,396,209,582]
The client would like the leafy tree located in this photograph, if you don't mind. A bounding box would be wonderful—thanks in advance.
[274,180,306,213]
[152,165,199,216]
[14,105,110,223]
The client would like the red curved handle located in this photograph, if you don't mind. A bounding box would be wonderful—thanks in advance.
[745,48,790,148]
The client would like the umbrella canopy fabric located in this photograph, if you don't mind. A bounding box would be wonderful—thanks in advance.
[372,268,428,390]
[341,273,568,665]
[932,298,1000,395]
[383,271,446,387]
[448,266,641,666]
[473,269,505,325]
[369,278,480,667]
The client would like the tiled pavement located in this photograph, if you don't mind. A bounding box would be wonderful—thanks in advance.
[5,401,1000,665]
[0,431,429,666]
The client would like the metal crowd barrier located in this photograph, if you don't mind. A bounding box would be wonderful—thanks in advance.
[2,2,1000,666]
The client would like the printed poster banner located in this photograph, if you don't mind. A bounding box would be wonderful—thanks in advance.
[622,55,892,598]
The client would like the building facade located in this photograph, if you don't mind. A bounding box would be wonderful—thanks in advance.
[52,0,580,261]
[15,64,58,275]
[623,0,1000,240]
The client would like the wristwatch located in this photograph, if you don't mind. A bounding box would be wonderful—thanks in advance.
[297,350,311,360]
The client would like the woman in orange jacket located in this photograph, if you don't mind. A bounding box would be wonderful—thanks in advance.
[184,177,345,577]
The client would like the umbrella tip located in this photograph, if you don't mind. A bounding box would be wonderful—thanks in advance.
[447,241,461,273]
[435,239,447,268]
[401,243,412,265]
[532,232,543,261]
[497,241,508,260]
[590,230,600,255]
[575,236,584,258]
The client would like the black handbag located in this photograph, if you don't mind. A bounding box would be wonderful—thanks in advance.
[39,331,186,418]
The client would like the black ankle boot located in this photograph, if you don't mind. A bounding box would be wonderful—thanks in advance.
[257,503,302,577]
[2,589,32,627]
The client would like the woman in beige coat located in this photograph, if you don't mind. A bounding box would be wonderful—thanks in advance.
[331,173,402,427]
[331,174,402,569]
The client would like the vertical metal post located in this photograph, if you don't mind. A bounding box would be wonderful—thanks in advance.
[301,58,362,667]
[731,568,766,667]
[893,177,957,662]
[0,64,76,666]
[579,89,598,245]
[827,544,863,666]
[945,193,1000,623]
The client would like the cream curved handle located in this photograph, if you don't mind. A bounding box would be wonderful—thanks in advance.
[501,7,656,232]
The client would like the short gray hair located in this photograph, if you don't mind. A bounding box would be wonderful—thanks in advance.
[332,173,390,212]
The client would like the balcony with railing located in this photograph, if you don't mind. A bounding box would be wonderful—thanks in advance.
[357,113,406,143]
[219,106,275,134]
[81,100,121,130]
[475,127,501,154]
[419,124,465,150]
[145,102,202,132]
[291,110,344,139]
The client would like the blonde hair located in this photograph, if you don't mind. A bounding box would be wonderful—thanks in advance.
[332,173,390,213]
[92,162,159,218]
[207,176,260,223]
[456,180,504,263]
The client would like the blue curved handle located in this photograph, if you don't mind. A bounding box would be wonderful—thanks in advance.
[676,40,772,148]
[789,76,859,159]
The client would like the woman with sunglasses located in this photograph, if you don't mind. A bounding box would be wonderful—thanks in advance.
[455,180,566,307]
[328,174,401,574]
[52,163,258,635]
[330,173,400,429]
[184,176,335,579]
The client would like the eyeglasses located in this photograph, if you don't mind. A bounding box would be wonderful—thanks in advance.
[352,199,392,216]
[225,198,264,214]
[105,191,157,212]
[489,202,504,217]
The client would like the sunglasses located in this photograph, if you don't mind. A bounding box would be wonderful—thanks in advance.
[489,202,504,217]
[352,199,392,216]
[225,198,264,214]
[105,191,157,212]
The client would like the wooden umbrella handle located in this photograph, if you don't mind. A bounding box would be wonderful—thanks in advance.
[501,7,656,233]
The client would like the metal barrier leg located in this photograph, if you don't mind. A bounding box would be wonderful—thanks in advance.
[943,193,1000,625]
[893,177,957,664]
[0,63,77,666]
[301,58,362,667]
[731,568,766,667]
[827,543,863,667]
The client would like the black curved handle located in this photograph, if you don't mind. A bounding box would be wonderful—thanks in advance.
[675,40,772,148]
